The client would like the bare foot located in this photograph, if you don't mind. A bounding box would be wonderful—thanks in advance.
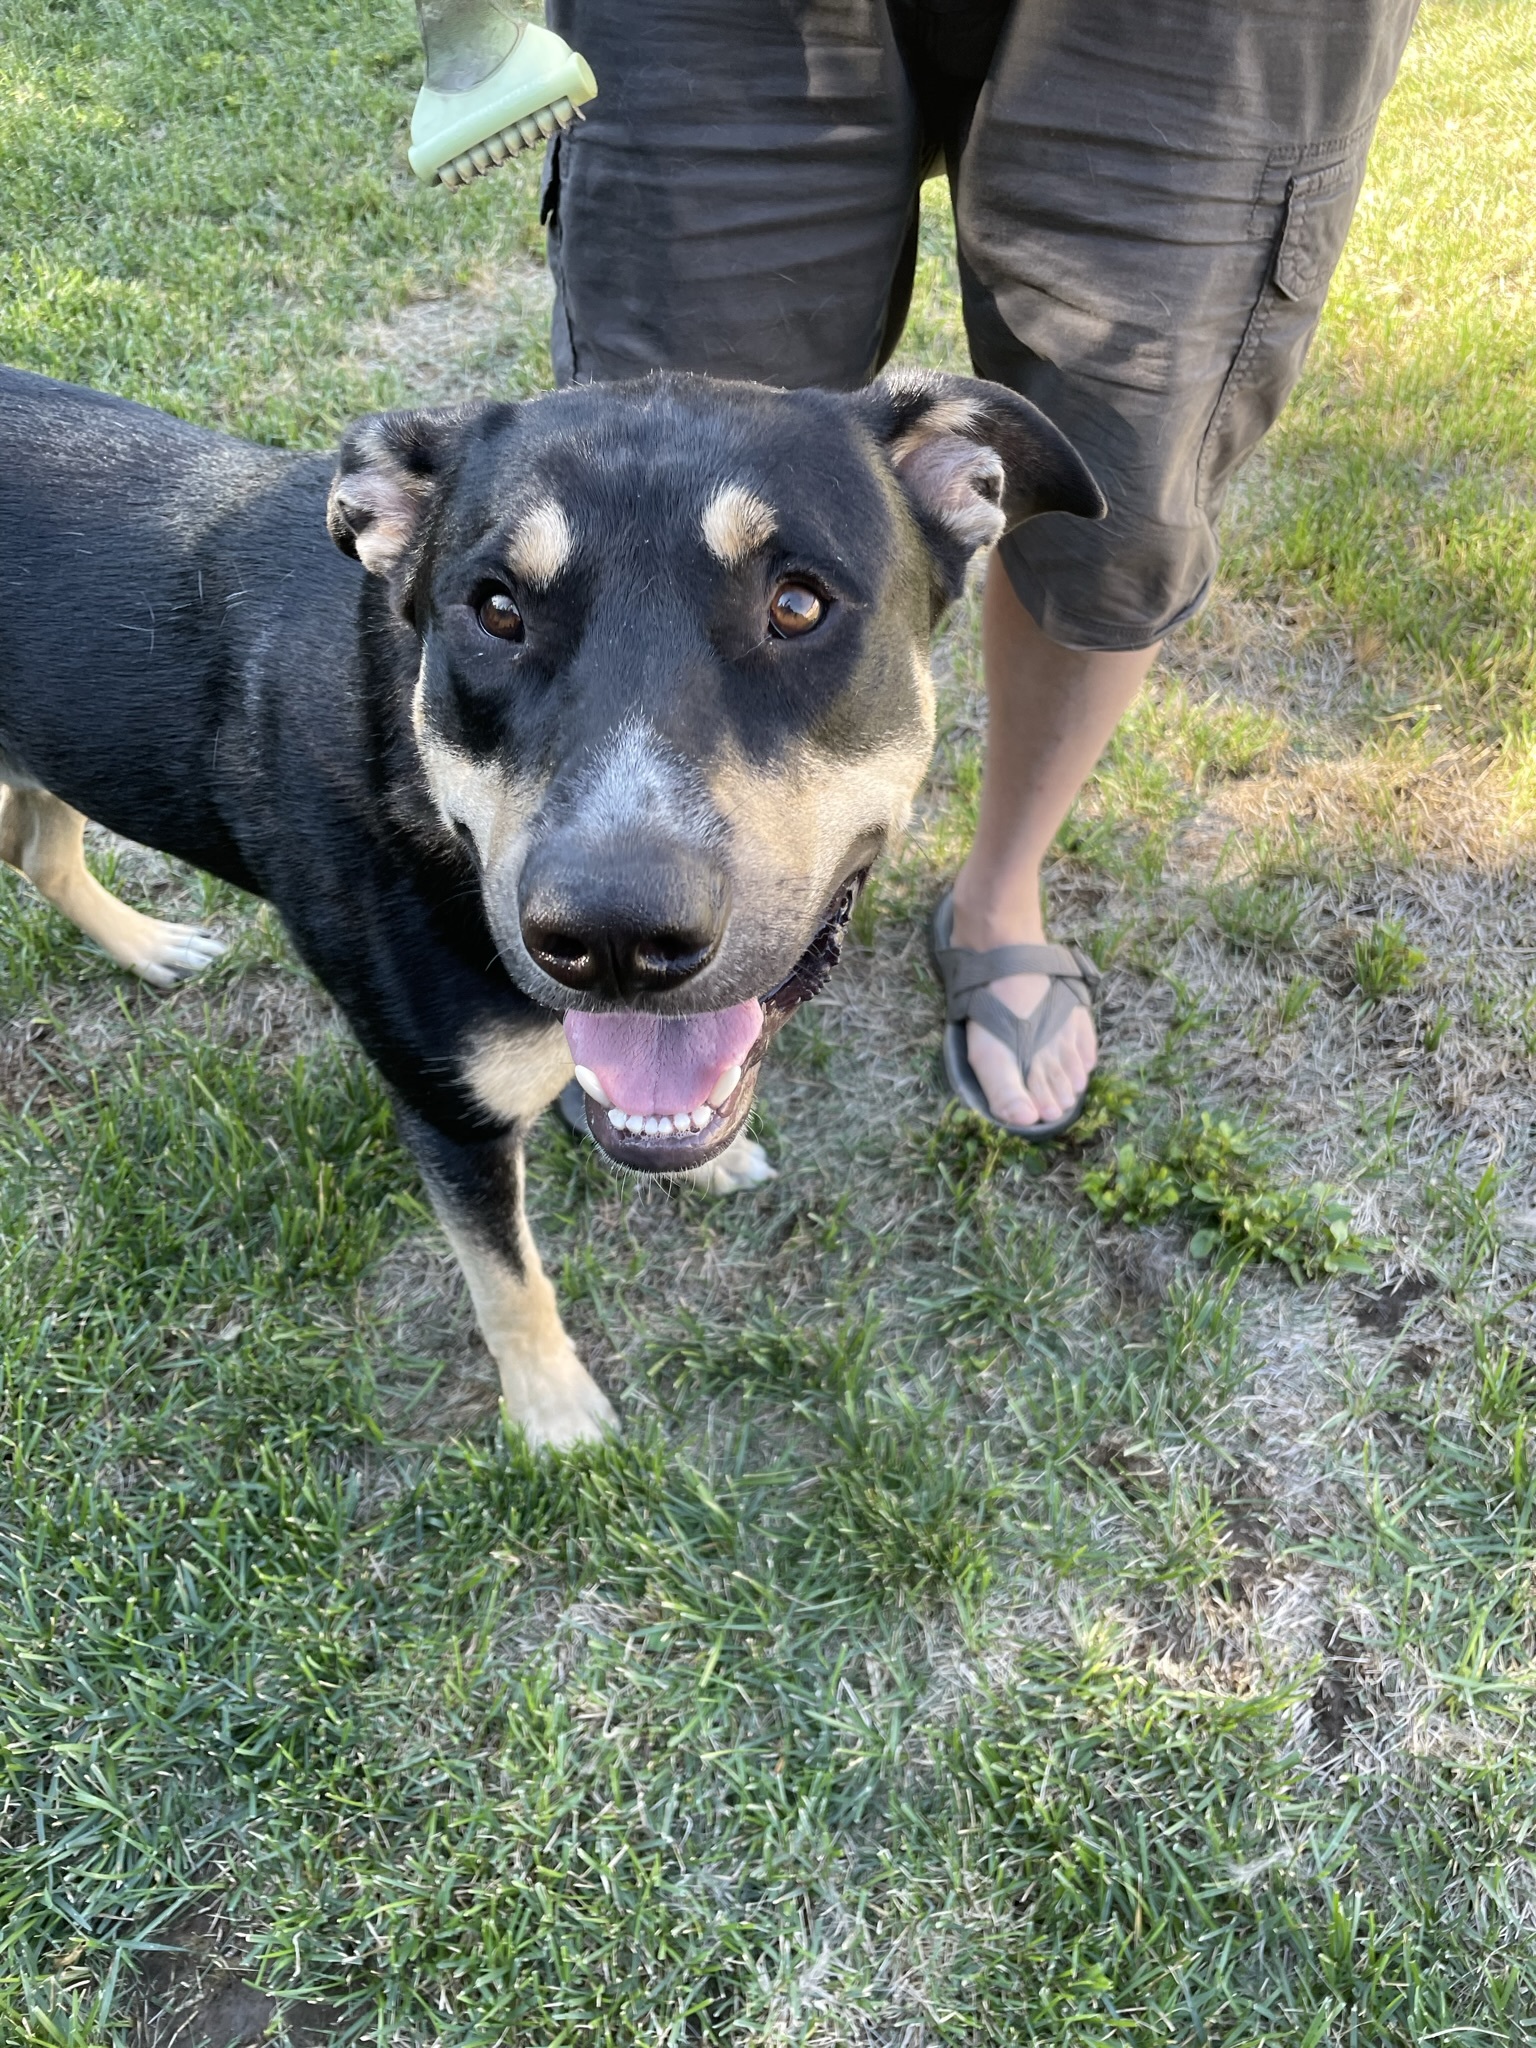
[947,894,1097,1128]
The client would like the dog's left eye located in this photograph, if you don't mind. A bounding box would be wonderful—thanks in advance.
[768,581,825,638]
[476,588,524,641]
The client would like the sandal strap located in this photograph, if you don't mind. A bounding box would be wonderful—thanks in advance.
[962,972,1089,1075]
[935,939,1099,1018]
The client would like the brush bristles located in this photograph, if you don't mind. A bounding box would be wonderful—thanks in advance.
[436,96,582,186]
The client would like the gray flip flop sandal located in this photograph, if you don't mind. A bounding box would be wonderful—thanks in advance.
[929,888,1100,1141]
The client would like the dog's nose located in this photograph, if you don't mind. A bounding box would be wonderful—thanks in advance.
[518,840,728,999]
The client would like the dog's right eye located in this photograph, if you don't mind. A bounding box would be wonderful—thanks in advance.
[476,588,524,641]
[768,581,825,638]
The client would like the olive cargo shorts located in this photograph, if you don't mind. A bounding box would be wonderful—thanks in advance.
[542,0,1419,649]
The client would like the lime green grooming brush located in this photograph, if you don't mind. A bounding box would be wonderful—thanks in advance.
[409,1,596,188]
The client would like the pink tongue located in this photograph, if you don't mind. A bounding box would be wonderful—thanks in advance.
[564,999,763,1117]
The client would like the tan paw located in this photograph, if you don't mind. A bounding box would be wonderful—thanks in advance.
[90,902,227,989]
[682,1132,778,1196]
[502,1339,618,1451]
[125,919,227,989]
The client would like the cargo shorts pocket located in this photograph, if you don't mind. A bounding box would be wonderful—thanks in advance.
[1196,130,1372,504]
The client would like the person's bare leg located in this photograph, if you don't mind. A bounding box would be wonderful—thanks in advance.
[948,558,1158,1127]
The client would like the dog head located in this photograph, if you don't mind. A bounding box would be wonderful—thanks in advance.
[327,371,1102,1170]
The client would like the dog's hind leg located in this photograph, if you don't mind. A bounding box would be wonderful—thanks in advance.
[0,783,225,989]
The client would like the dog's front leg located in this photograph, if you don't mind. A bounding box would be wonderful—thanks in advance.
[396,1105,617,1449]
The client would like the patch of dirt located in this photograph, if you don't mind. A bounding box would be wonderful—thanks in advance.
[1096,1222,1185,1306]
[132,1908,341,2048]
[1391,1339,1441,1381]
[1215,1497,1276,1608]
[1351,1272,1437,1335]
[1084,1430,1168,1487]
[1177,584,1374,730]
[0,1015,68,1115]
[1309,1621,1374,1759]
[345,254,554,406]
[206,970,340,1062]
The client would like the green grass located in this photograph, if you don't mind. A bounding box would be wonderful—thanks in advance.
[0,0,550,440]
[1208,879,1306,955]
[1221,0,1536,731]
[1081,1111,1377,1280]
[1351,919,1428,1002]
[3,1,1535,2042]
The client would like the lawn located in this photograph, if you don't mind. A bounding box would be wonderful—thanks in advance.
[1,2,1533,2042]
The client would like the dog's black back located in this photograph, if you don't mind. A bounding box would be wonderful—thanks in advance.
[0,366,530,1133]
[1,368,322,889]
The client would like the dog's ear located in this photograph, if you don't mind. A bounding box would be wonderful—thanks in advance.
[852,372,1105,587]
[327,403,504,579]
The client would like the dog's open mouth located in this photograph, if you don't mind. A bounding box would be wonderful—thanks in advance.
[563,876,863,1172]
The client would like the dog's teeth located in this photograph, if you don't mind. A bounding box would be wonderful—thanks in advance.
[642,1115,661,1136]
[656,1116,674,1136]
[691,1106,712,1131]
[574,1064,612,1108]
[607,1105,626,1128]
[707,1064,742,1108]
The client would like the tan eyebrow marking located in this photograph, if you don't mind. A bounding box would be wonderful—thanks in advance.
[506,499,574,586]
[700,483,776,568]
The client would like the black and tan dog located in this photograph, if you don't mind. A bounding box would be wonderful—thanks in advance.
[0,364,1101,1445]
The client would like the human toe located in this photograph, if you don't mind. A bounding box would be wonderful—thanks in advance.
[1045,1010,1096,1103]
[966,1025,1041,1126]
[1053,1035,1090,1102]
[1023,1056,1071,1124]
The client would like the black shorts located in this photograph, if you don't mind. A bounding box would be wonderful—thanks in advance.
[542,0,1419,649]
